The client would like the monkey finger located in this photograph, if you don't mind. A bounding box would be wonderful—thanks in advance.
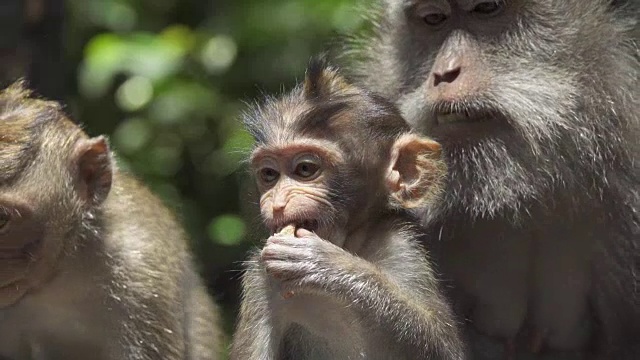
[263,259,312,280]
[294,234,328,248]
[264,239,304,250]
[261,243,315,261]
[295,230,335,249]
[295,228,316,238]
[265,233,300,246]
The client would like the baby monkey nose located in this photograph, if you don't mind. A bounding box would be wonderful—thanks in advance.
[433,66,461,87]
[272,197,288,213]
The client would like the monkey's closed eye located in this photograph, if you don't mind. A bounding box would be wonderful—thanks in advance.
[472,1,504,16]
[259,168,280,184]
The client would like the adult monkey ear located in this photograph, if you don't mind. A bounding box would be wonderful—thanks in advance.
[72,136,113,207]
[385,134,447,209]
[303,55,358,101]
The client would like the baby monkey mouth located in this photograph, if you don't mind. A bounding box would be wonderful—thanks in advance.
[274,219,319,235]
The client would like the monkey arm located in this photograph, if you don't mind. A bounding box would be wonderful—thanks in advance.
[229,254,280,360]
[262,230,466,359]
[327,243,465,360]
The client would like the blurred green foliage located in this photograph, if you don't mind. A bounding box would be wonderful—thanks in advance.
[64,0,360,346]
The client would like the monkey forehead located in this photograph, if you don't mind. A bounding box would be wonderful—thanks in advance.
[0,82,82,185]
[250,139,345,166]
[0,95,50,184]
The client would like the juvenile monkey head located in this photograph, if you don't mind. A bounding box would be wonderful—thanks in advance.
[244,58,446,245]
[0,81,113,307]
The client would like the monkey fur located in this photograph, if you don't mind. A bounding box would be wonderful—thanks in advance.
[344,0,639,358]
[230,58,464,360]
[0,82,223,360]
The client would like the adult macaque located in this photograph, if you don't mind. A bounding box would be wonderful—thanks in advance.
[230,59,464,359]
[346,0,639,358]
[0,82,222,359]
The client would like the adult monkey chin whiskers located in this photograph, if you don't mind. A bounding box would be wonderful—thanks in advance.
[342,0,639,358]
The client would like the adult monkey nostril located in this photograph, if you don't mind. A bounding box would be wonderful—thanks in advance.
[433,67,461,87]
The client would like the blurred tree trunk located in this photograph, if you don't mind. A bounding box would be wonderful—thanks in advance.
[0,0,65,100]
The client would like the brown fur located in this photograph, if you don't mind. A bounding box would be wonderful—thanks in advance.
[232,59,462,360]
[0,81,223,360]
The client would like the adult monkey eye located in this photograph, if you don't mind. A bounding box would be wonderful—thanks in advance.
[293,155,321,179]
[423,12,448,26]
[472,1,504,16]
[416,3,450,27]
[259,167,279,184]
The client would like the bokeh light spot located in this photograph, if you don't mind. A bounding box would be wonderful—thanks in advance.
[200,35,238,74]
[104,1,137,32]
[116,76,154,112]
[208,215,246,246]
[113,117,152,154]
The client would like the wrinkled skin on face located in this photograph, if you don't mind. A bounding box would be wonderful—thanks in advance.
[251,139,351,247]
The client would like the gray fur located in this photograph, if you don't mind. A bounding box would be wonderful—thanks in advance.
[343,0,639,358]
[232,66,464,359]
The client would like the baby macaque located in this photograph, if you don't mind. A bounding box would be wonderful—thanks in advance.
[0,82,222,359]
[230,58,464,359]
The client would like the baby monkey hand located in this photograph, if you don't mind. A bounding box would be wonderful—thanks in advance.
[261,226,352,298]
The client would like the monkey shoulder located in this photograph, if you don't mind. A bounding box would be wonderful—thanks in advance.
[102,171,190,257]
[351,217,439,298]
[86,171,211,358]
[359,217,429,264]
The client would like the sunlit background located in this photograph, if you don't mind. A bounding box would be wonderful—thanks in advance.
[58,0,360,352]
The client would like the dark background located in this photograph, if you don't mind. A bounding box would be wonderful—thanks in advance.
[0,0,360,355]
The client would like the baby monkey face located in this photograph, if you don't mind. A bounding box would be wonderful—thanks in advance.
[251,139,346,241]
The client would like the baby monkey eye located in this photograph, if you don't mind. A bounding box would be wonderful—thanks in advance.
[259,167,280,184]
[472,1,504,15]
[293,155,321,179]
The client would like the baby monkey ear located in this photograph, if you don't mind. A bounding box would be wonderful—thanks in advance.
[303,56,357,101]
[72,136,114,207]
[385,134,447,209]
